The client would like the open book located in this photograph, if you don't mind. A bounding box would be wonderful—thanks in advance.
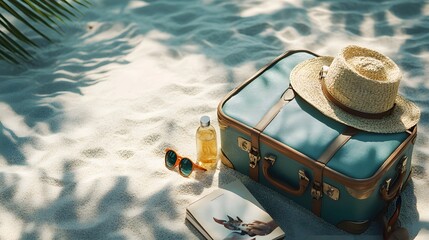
[186,180,285,240]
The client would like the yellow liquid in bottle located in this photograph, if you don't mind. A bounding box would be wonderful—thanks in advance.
[196,124,218,170]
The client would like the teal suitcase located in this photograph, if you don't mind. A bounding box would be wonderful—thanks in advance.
[217,50,417,234]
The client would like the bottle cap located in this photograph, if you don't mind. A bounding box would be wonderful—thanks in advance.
[200,116,210,127]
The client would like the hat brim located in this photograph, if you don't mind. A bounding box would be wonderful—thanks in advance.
[290,57,420,133]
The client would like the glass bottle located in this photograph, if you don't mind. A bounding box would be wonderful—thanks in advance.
[196,116,218,170]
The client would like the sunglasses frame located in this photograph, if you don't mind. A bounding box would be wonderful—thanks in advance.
[164,148,207,177]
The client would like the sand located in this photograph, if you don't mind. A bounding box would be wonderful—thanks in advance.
[0,0,428,239]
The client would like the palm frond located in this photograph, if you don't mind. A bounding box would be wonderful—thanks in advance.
[0,0,89,64]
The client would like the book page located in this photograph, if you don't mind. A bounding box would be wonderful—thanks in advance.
[220,180,264,210]
[187,182,284,240]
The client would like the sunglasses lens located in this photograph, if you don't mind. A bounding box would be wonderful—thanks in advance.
[179,158,193,177]
[165,150,177,169]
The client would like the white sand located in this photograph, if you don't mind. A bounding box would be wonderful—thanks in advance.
[0,0,428,239]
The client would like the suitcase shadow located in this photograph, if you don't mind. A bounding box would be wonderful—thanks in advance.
[215,158,423,239]
[403,178,426,239]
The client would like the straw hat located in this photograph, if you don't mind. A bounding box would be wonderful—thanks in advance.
[290,45,420,133]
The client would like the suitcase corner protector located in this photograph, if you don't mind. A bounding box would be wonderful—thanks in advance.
[336,220,370,234]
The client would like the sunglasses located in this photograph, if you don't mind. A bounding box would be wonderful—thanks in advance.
[164,148,207,177]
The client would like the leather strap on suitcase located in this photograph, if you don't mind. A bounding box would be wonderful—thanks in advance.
[249,86,296,182]
[312,126,358,216]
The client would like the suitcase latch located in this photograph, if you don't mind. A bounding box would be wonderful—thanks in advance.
[312,182,340,201]
[249,147,260,168]
[323,183,340,201]
[238,137,251,152]
[237,137,260,168]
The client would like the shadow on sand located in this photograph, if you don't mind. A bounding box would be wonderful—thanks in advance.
[0,0,428,239]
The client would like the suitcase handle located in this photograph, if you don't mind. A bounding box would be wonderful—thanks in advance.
[380,156,407,201]
[262,156,309,196]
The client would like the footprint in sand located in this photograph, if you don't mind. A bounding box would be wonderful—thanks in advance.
[81,147,108,158]
[117,150,135,159]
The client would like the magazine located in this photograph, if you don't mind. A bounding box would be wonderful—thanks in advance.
[186,180,285,240]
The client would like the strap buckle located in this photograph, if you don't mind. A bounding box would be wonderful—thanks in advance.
[237,137,261,169]
[249,147,260,168]
[311,182,323,200]
[282,87,295,101]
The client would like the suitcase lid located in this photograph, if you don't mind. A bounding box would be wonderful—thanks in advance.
[220,51,411,180]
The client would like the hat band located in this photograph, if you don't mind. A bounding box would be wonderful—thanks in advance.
[320,80,395,119]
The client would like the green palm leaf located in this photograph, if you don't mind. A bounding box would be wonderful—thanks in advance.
[0,0,89,64]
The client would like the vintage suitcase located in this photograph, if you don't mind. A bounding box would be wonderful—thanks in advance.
[217,50,417,234]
